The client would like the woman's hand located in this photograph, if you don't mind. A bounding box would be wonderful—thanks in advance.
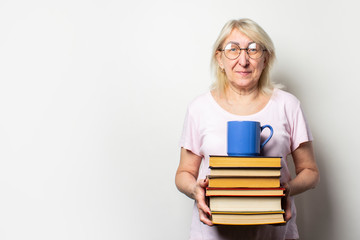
[194,178,213,226]
[282,182,292,222]
[175,148,213,226]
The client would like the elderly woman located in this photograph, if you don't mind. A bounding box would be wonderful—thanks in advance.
[175,18,320,240]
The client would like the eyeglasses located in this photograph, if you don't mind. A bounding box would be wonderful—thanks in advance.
[219,42,266,60]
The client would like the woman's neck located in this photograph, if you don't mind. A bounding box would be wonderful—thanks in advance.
[211,84,271,116]
[225,84,261,106]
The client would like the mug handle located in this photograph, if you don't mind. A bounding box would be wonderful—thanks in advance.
[260,125,274,150]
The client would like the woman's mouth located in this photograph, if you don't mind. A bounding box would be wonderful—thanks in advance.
[236,71,251,76]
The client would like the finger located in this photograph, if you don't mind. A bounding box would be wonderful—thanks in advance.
[283,196,292,221]
[199,178,209,188]
[197,178,213,226]
[195,190,207,206]
[284,210,292,221]
[197,199,211,216]
[195,179,208,205]
[199,209,213,226]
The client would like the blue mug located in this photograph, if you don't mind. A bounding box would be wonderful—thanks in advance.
[227,121,273,156]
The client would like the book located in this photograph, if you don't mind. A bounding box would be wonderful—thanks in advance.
[211,211,286,225]
[206,155,285,225]
[208,177,280,188]
[209,155,281,168]
[209,168,281,177]
[206,187,285,196]
[209,196,283,212]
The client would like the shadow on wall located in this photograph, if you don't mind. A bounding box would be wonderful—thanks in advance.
[273,71,337,240]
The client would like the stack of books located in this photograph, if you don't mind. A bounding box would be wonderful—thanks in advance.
[206,155,286,225]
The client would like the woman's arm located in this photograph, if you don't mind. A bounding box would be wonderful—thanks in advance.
[175,147,213,226]
[281,141,319,221]
[286,141,320,196]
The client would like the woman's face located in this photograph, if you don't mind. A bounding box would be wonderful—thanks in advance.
[216,29,267,91]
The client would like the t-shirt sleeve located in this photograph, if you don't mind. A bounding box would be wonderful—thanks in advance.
[179,106,202,156]
[290,103,313,152]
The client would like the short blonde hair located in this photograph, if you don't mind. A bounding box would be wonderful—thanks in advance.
[211,18,277,94]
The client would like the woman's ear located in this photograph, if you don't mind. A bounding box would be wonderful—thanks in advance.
[216,51,223,69]
[263,52,269,65]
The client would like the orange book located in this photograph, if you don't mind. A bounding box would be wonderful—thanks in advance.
[208,177,280,188]
[209,155,281,168]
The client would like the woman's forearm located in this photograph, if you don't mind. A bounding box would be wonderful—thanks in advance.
[175,171,198,200]
[289,141,320,196]
[176,148,203,200]
[288,168,320,196]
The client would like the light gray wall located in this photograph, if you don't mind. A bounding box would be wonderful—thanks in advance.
[1,0,359,239]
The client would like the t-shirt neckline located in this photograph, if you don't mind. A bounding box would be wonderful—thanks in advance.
[207,88,277,118]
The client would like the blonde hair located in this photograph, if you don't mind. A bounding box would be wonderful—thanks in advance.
[210,18,277,94]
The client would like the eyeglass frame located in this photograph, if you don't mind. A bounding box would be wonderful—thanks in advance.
[218,41,267,60]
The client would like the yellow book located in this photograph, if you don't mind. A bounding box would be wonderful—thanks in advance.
[209,155,281,168]
[208,177,280,188]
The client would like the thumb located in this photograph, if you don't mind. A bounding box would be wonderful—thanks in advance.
[199,177,209,188]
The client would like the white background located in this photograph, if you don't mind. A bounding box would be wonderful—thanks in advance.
[1,0,359,239]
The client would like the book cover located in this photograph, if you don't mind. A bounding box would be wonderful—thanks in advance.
[208,177,280,188]
[209,155,281,168]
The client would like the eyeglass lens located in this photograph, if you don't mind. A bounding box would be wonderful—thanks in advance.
[223,42,264,59]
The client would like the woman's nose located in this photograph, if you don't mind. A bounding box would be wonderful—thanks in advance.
[238,50,249,66]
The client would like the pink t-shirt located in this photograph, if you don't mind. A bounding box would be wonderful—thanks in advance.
[179,89,313,240]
